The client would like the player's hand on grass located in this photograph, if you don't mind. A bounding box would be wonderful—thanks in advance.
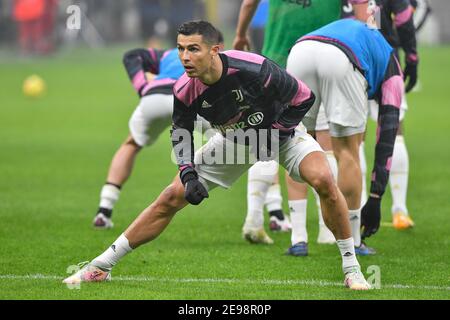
[180,167,209,205]
[361,196,382,239]
[404,56,418,93]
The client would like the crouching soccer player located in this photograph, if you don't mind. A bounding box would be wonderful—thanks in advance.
[64,20,371,290]
[92,46,184,229]
[287,18,404,245]
[363,0,418,231]
[93,36,223,229]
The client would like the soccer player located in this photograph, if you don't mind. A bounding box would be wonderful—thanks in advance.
[359,0,418,232]
[93,36,224,229]
[64,21,371,290]
[233,0,370,252]
[287,18,404,249]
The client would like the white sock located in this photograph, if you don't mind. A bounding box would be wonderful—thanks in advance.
[91,234,132,270]
[289,200,308,244]
[336,238,360,274]
[389,135,409,215]
[245,162,276,229]
[99,184,121,210]
[349,208,361,247]
[359,142,368,207]
[265,184,283,212]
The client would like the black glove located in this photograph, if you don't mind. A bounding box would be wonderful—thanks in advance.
[404,58,418,93]
[361,196,382,239]
[180,167,209,205]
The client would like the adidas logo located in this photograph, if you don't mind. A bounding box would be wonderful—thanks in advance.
[202,100,212,108]
[343,252,353,257]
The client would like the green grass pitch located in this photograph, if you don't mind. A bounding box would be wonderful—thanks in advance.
[0,45,449,300]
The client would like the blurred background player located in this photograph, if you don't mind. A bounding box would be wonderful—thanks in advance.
[13,0,58,56]
[341,0,418,235]
[93,46,184,228]
[93,33,224,228]
[356,0,418,232]
[233,0,370,253]
[287,17,404,254]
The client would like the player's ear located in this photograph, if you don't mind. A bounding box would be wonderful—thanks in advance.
[210,44,220,56]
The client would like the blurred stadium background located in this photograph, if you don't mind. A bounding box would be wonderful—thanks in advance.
[0,0,449,300]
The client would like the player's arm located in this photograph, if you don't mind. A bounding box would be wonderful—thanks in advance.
[392,0,419,92]
[233,0,261,51]
[171,96,208,205]
[122,48,166,97]
[361,55,403,238]
[261,60,315,138]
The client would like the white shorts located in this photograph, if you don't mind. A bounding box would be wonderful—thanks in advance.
[315,104,329,131]
[194,129,323,191]
[368,92,408,122]
[129,94,173,147]
[287,40,369,137]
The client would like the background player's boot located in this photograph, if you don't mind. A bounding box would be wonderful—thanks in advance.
[355,242,376,256]
[392,211,415,230]
[93,211,114,229]
[242,227,274,244]
[268,212,292,232]
[63,262,111,284]
[344,267,372,290]
[285,241,308,256]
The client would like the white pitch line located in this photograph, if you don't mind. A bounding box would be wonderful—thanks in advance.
[0,274,449,291]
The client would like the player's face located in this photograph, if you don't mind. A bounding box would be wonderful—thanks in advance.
[177,34,218,78]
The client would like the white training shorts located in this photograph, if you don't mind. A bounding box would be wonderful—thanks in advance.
[129,93,212,147]
[129,93,174,147]
[194,128,323,192]
[287,40,369,137]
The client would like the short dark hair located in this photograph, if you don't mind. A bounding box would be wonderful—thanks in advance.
[177,20,223,45]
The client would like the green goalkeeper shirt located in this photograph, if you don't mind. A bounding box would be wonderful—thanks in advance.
[262,0,342,67]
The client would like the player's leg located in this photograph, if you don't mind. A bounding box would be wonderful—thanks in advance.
[93,135,142,229]
[65,133,253,284]
[285,41,322,254]
[279,131,370,290]
[243,161,278,244]
[359,137,368,208]
[64,175,188,284]
[93,94,173,228]
[313,112,337,244]
[284,172,309,256]
[317,41,375,255]
[390,100,414,229]
[265,176,292,233]
[331,133,366,249]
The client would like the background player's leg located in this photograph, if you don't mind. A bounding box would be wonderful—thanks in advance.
[297,151,369,288]
[285,173,309,256]
[390,121,414,229]
[94,94,173,228]
[94,135,142,228]
[243,161,278,244]
[264,177,291,232]
[314,130,337,244]
[359,140,368,207]
[331,133,364,248]
[64,175,189,284]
